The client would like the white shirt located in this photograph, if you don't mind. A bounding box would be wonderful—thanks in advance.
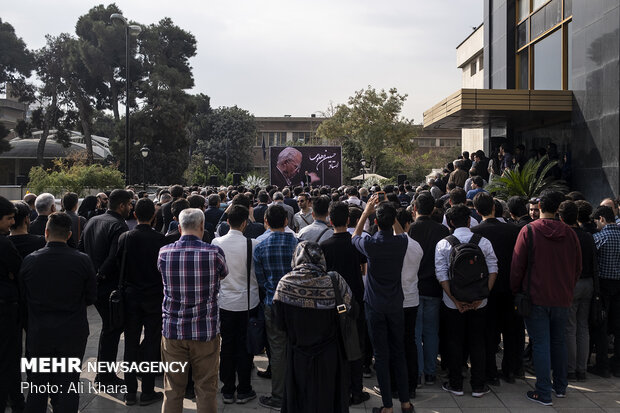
[256,226,296,243]
[401,235,423,308]
[443,213,479,229]
[212,229,260,312]
[434,227,498,310]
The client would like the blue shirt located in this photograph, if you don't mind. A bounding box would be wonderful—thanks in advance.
[352,230,409,313]
[466,187,487,200]
[253,231,298,306]
[593,224,620,280]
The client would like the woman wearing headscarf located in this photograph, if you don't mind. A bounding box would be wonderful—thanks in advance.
[273,241,355,413]
[77,195,98,220]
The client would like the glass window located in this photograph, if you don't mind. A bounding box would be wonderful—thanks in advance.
[533,0,548,12]
[292,132,311,143]
[518,0,530,22]
[478,55,484,70]
[518,50,529,89]
[470,61,477,76]
[518,21,528,48]
[534,29,562,89]
[531,0,561,40]
[564,0,572,18]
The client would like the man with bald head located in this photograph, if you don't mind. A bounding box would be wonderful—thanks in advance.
[600,198,620,224]
[275,147,303,187]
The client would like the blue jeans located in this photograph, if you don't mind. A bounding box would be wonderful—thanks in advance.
[524,305,568,399]
[415,295,441,376]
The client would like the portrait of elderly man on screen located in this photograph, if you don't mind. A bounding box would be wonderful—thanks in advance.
[274,147,319,187]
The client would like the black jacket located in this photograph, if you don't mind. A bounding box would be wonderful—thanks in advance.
[253,204,268,224]
[572,226,598,279]
[408,216,449,297]
[471,218,520,294]
[515,215,533,228]
[216,218,266,239]
[0,235,22,302]
[29,215,48,236]
[19,242,97,355]
[117,224,166,298]
[67,210,87,248]
[164,228,213,245]
[9,234,46,259]
[204,206,224,233]
[284,197,299,214]
[79,210,128,290]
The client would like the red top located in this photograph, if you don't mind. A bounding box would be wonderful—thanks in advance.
[510,218,582,307]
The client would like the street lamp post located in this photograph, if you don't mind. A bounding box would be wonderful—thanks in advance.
[111,13,141,186]
[140,146,150,190]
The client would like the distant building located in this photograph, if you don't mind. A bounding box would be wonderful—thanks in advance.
[0,131,112,185]
[424,0,619,201]
[252,116,326,172]
[457,24,484,154]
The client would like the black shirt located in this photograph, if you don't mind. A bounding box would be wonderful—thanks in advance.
[9,234,46,259]
[0,235,22,302]
[408,216,449,298]
[572,226,598,279]
[29,215,48,236]
[117,224,166,298]
[320,232,366,305]
[217,218,265,239]
[79,210,128,289]
[515,215,533,228]
[471,218,520,294]
[19,242,97,354]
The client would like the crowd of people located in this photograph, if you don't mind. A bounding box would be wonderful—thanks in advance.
[0,156,619,413]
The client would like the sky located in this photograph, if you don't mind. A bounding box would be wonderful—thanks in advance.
[4,0,482,122]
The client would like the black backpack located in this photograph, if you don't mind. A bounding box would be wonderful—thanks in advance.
[446,233,489,303]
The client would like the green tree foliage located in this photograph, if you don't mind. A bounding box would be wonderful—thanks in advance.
[188,104,257,176]
[486,156,568,200]
[107,16,198,184]
[27,156,124,196]
[317,86,417,177]
[0,17,35,98]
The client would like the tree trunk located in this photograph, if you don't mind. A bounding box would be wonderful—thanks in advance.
[71,79,94,164]
[37,92,58,165]
[110,81,120,121]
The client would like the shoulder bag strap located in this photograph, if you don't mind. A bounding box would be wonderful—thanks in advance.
[246,238,252,313]
[300,213,311,225]
[118,235,128,290]
[525,224,533,297]
[469,233,482,245]
[445,235,460,248]
[314,226,330,243]
[329,273,347,314]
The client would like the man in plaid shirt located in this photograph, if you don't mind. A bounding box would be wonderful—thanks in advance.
[590,205,620,378]
[158,208,228,413]
[253,204,298,410]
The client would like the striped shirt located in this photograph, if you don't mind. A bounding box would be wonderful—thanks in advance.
[158,235,228,341]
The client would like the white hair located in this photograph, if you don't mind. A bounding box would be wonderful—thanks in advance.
[35,193,55,213]
[178,208,204,232]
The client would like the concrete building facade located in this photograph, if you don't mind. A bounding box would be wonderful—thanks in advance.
[425,0,620,201]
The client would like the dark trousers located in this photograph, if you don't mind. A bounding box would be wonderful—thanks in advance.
[25,344,86,413]
[442,304,486,390]
[0,302,24,412]
[123,293,162,394]
[349,300,366,398]
[94,285,123,379]
[594,278,620,372]
[219,308,255,395]
[485,292,525,379]
[366,305,409,408]
[391,306,418,394]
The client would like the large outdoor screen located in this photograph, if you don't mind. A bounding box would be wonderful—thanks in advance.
[270,146,342,188]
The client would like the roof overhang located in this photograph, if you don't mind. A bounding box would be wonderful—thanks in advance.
[423,89,573,130]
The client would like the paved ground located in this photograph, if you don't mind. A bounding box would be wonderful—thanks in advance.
[11,306,620,412]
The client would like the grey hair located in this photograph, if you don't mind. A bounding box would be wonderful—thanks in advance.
[273,191,284,201]
[178,208,204,231]
[160,193,172,203]
[35,193,55,213]
[276,147,302,165]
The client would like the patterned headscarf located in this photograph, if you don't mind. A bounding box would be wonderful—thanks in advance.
[273,241,353,310]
